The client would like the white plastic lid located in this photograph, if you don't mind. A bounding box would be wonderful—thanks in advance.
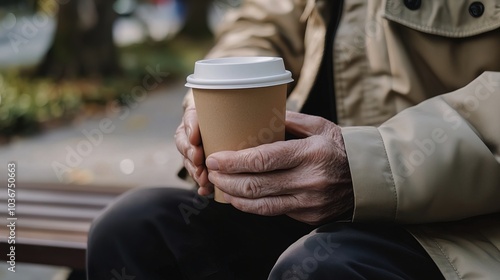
[185,57,293,89]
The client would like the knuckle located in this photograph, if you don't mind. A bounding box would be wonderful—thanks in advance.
[257,200,277,216]
[307,136,331,161]
[174,126,183,144]
[243,149,268,171]
[175,140,183,155]
[241,177,261,198]
[174,124,182,138]
[175,128,190,156]
[307,114,327,131]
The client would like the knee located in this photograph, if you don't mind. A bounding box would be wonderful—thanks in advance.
[88,187,194,247]
[269,223,436,280]
[269,230,355,280]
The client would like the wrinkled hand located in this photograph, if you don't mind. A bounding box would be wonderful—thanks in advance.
[175,106,214,196]
[206,111,354,225]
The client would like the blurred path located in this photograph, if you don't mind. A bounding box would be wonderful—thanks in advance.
[0,80,192,190]
[0,80,192,280]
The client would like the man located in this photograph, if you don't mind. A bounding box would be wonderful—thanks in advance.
[87,0,500,279]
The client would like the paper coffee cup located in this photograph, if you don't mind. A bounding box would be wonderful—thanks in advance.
[186,57,293,203]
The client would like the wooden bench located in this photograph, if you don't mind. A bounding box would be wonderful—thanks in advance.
[0,182,133,270]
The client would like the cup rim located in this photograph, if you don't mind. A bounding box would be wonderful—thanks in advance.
[185,72,292,89]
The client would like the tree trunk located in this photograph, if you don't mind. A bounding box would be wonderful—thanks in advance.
[34,0,120,79]
[177,0,212,39]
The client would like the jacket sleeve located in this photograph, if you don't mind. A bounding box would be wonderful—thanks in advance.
[342,71,500,224]
[183,0,308,109]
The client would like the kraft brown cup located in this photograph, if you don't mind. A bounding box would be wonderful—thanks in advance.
[186,57,293,203]
[193,85,287,202]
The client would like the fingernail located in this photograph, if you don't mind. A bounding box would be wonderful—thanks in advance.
[186,127,192,139]
[206,157,219,170]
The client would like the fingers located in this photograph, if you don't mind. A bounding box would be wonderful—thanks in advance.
[209,169,310,198]
[175,124,189,158]
[197,178,214,196]
[206,140,303,173]
[285,111,335,137]
[176,107,205,165]
[183,156,213,190]
[223,189,330,225]
[205,112,339,174]
[184,107,202,146]
[223,194,299,217]
[175,125,205,165]
[176,107,212,192]
[196,168,214,191]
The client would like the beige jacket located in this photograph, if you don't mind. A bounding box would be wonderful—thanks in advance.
[184,0,500,278]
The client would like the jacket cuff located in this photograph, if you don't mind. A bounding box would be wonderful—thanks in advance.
[341,126,397,222]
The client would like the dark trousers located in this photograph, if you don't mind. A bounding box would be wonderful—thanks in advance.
[86,187,444,280]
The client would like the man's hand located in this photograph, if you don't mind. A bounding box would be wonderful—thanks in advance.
[206,111,353,225]
[175,106,214,195]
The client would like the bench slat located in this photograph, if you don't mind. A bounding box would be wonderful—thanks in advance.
[0,189,116,207]
[0,216,91,232]
[0,182,134,269]
[0,203,102,219]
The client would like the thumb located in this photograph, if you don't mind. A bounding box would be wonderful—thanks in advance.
[285,111,335,137]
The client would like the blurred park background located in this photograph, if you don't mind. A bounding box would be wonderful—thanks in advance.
[0,0,241,279]
[0,0,238,139]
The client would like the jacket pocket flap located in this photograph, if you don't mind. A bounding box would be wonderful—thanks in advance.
[384,0,500,38]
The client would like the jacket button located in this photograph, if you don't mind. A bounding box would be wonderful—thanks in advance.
[469,2,485,17]
[404,0,421,10]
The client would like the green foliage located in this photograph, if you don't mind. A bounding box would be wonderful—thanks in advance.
[119,37,211,79]
[0,71,82,136]
[0,70,143,137]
